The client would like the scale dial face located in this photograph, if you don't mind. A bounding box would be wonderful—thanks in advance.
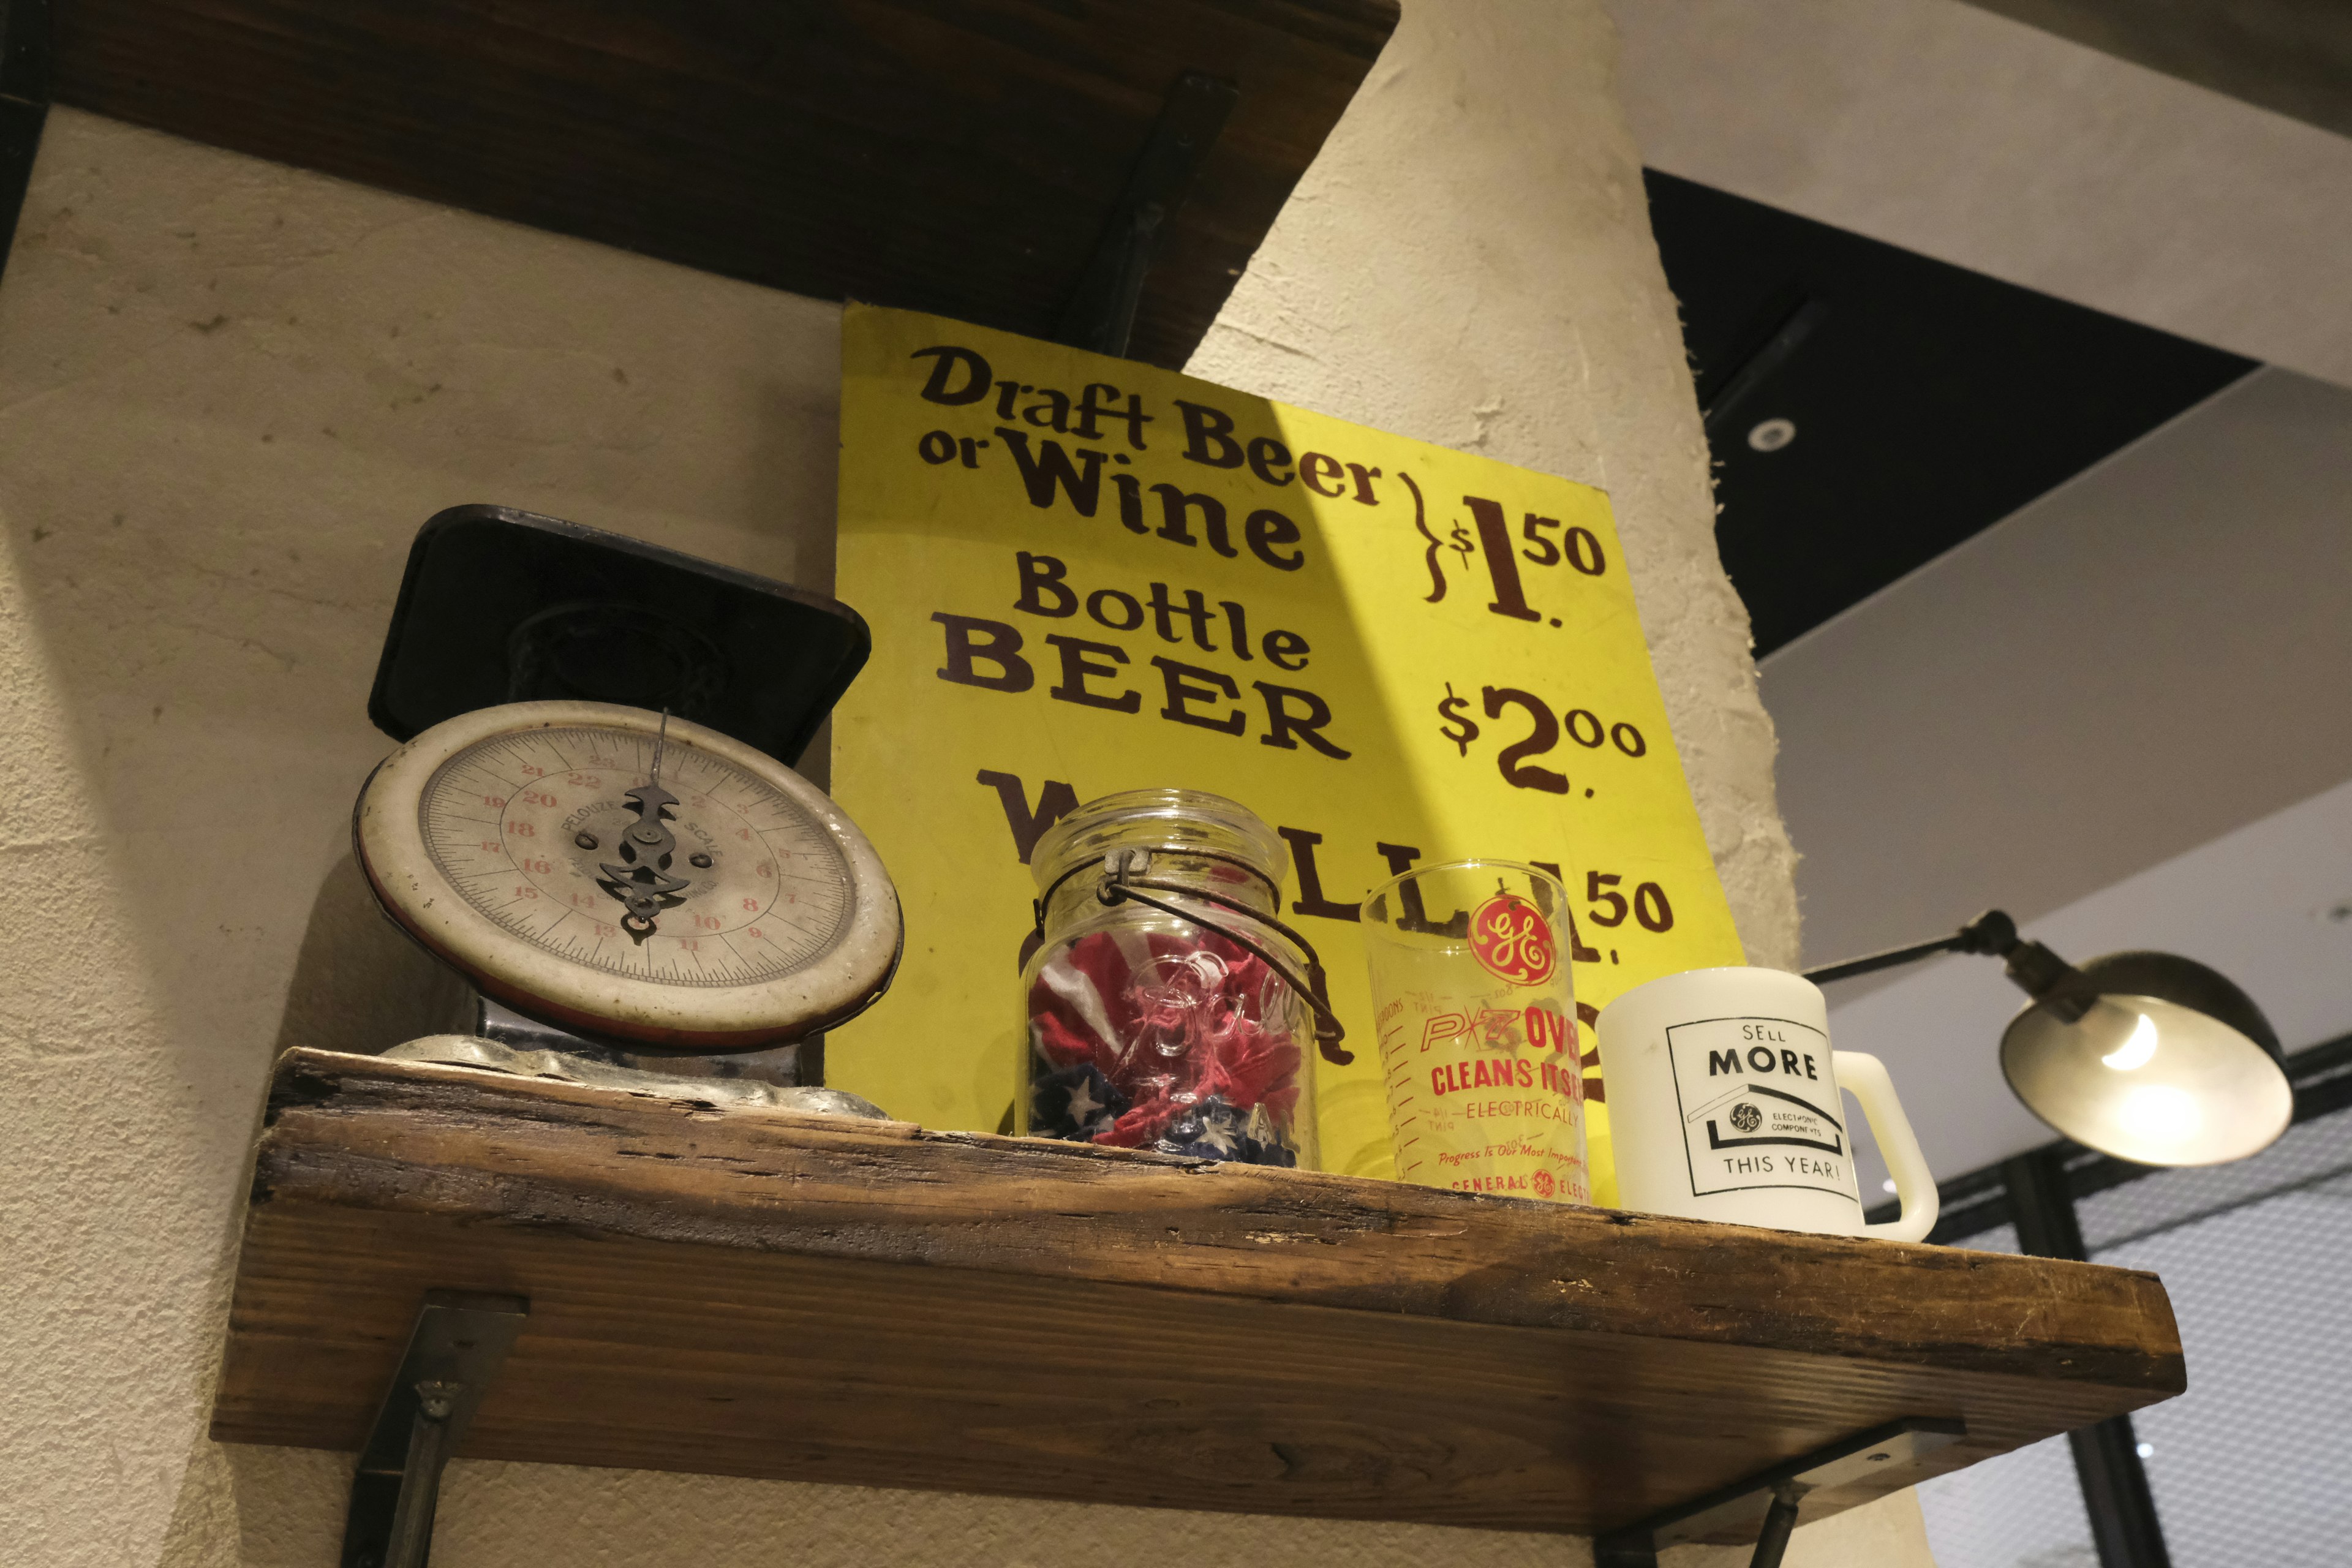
[356,701,899,1049]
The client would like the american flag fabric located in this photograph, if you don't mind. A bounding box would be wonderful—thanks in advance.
[1027,925,1303,1167]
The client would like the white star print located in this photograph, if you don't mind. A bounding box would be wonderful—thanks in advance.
[1194,1115,1238,1156]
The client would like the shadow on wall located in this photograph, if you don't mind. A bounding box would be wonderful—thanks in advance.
[159,1443,350,1567]
[273,848,468,1060]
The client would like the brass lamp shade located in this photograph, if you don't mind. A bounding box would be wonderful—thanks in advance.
[1999,951,2293,1167]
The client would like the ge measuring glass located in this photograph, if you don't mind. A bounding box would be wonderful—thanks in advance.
[1362,859,1589,1204]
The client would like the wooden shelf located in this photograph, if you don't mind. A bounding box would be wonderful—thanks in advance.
[214,1049,2185,1540]
[48,1,1398,369]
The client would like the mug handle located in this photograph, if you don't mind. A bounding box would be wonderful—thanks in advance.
[1834,1050,1940,1244]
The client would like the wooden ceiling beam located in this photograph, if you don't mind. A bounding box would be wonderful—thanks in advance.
[43,0,1400,368]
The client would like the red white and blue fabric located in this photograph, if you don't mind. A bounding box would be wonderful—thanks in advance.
[1027,927,1301,1166]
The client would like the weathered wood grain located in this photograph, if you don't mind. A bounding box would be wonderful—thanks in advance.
[212,1049,2185,1538]
[49,0,1398,369]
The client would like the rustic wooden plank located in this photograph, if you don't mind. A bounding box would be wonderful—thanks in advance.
[213,1049,2185,1539]
[48,0,1398,369]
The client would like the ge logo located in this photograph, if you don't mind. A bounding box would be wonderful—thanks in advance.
[1468,892,1558,986]
[1730,1102,1762,1133]
[1532,1169,1556,1199]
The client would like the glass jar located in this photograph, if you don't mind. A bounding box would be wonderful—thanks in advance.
[1017,789,1342,1169]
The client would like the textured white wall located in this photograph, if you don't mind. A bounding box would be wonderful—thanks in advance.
[0,1,1913,1562]
[1188,0,1800,967]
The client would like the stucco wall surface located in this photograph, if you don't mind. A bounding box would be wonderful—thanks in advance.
[1,2,1885,1564]
[1188,1,1799,967]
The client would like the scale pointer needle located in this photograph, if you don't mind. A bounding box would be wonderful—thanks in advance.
[597,710,694,941]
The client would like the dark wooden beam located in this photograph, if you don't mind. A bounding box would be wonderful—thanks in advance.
[0,0,51,284]
[46,0,1399,368]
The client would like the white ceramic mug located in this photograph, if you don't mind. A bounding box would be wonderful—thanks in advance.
[1597,967,1938,1242]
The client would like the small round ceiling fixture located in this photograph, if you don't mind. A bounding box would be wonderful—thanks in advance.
[1746,417,1797,453]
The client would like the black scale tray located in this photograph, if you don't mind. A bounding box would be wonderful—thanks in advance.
[368,505,868,766]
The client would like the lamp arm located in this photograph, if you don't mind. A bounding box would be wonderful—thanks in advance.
[1803,910,2020,986]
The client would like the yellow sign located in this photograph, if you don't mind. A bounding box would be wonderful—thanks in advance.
[831,304,1744,1199]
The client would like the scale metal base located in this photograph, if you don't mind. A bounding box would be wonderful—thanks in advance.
[380,988,888,1118]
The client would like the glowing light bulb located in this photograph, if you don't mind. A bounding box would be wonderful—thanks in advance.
[2117,1084,2201,1146]
[2102,1012,2159,1072]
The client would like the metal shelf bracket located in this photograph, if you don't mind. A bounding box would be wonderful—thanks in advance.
[1594,1416,1967,1568]
[340,1290,530,1568]
[1053,69,1237,360]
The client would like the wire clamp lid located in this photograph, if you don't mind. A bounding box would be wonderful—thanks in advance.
[1030,847,1352,1065]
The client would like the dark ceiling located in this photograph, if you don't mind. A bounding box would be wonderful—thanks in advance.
[1643,169,2256,657]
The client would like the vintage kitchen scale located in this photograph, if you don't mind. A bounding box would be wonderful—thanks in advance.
[352,504,901,1104]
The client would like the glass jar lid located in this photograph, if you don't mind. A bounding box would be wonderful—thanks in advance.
[1024,788,1349,1066]
[1028,788,1289,896]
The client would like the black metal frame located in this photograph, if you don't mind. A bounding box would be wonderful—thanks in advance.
[1861,1030,2352,1567]
[2003,1148,2172,1568]
[1812,897,2344,1567]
